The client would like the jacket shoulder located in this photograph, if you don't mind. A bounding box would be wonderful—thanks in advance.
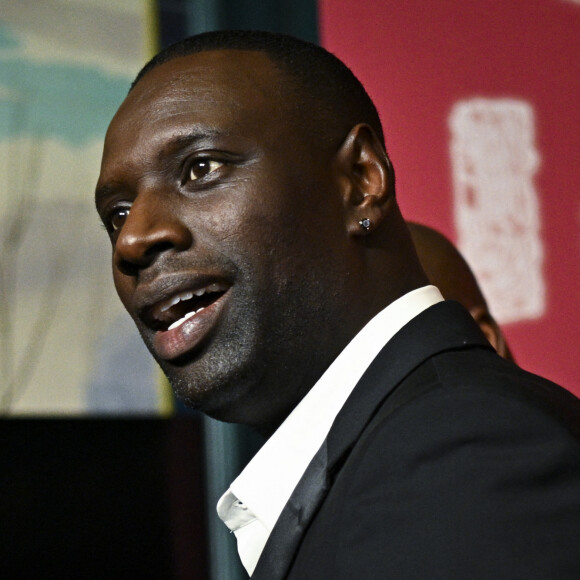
[289,350,580,579]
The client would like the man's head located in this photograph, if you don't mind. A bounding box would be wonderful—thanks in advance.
[95,31,427,431]
[408,222,513,361]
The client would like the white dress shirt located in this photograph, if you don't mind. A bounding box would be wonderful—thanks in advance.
[217,286,444,575]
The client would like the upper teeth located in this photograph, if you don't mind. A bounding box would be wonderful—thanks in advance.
[159,283,227,313]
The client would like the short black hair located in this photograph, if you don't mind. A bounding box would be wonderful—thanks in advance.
[132,30,386,148]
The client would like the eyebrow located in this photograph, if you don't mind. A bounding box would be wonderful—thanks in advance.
[159,129,226,157]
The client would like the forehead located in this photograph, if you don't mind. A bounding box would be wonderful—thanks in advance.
[107,50,293,144]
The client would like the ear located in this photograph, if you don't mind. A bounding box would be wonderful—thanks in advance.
[335,123,394,236]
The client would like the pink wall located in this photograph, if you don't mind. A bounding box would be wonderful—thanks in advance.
[319,0,580,394]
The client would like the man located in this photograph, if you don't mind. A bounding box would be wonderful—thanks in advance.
[96,31,580,578]
[408,222,514,360]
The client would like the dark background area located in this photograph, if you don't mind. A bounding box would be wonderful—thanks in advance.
[0,419,208,579]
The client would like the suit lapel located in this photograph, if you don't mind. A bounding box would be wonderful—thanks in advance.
[326,300,491,466]
[250,440,330,579]
[252,301,492,579]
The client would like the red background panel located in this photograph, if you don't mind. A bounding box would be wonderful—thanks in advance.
[319,0,580,393]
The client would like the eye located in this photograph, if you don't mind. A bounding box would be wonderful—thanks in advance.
[110,207,130,232]
[188,159,224,182]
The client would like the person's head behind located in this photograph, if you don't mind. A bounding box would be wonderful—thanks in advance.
[408,222,513,361]
[96,30,427,431]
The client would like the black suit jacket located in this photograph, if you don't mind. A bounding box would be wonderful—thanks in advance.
[252,301,580,579]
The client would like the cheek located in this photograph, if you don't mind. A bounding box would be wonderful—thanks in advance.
[112,270,134,313]
[194,187,283,257]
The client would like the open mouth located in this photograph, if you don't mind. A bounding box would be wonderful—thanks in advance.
[144,282,229,332]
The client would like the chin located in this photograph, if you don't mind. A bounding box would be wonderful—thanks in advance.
[160,357,258,422]
[166,365,292,431]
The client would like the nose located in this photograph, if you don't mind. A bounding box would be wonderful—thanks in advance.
[113,192,193,276]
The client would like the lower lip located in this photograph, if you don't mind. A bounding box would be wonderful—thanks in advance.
[152,293,228,361]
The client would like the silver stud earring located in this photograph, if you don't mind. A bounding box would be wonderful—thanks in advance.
[359,218,371,231]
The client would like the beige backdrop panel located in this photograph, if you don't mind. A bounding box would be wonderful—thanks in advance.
[0,0,160,414]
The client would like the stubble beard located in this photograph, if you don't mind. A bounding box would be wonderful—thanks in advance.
[140,256,352,427]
